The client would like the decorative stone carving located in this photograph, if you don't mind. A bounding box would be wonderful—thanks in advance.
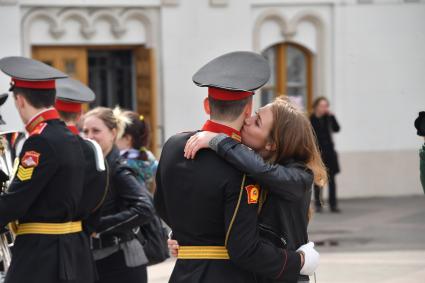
[252,8,327,101]
[0,0,17,6]
[23,7,154,41]
[162,0,179,6]
[21,7,155,56]
[210,0,228,7]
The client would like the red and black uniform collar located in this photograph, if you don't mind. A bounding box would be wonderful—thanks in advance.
[67,125,79,135]
[201,120,241,142]
[25,108,60,133]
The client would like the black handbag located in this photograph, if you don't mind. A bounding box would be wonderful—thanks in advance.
[137,212,170,266]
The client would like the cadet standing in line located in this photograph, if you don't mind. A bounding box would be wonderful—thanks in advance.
[154,51,319,283]
[54,77,108,234]
[0,56,95,283]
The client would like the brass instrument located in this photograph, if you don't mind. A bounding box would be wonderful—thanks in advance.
[0,131,25,278]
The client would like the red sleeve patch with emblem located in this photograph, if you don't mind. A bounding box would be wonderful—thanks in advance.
[21,151,40,168]
[245,185,260,204]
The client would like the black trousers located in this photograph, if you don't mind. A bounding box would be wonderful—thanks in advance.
[314,173,337,209]
[95,250,147,283]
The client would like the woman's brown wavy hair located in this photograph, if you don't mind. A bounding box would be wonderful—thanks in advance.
[269,96,328,188]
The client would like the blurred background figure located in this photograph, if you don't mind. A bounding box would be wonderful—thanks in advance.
[116,110,158,194]
[310,96,341,213]
[420,137,425,194]
[415,112,425,193]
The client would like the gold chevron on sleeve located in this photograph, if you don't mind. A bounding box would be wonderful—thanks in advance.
[16,165,34,181]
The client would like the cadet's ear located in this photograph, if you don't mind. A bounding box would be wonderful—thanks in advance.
[14,93,25,109]
[243,97,253,118]
[203,98,211,115]
[75,111,82,123]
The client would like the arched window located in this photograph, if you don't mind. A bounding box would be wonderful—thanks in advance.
[261,43,313,112]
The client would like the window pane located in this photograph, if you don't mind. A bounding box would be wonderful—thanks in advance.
[286,45,307,110]
[64,59,76,76]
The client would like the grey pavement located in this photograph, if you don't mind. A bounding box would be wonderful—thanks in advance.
[147,196,425,283]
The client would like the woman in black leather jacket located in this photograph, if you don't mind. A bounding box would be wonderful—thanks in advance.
[180,97,327,283]
[82,107,154,283]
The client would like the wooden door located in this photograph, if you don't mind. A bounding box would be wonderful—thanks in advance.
[32,47,88,84]
[134,46,158,154]
[32,45,158,155]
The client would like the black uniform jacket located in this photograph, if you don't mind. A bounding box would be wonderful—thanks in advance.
[215,137,314,283]
[0,109,95,283]
[154,131,301,283]
[95,146,154,238]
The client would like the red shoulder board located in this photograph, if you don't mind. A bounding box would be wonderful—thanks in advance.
[29,122,47,136]
[245,185,260,204]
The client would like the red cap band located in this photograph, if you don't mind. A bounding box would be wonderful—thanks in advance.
[12,78,56,89]
[208,87,253,101]
[55,100,82,113]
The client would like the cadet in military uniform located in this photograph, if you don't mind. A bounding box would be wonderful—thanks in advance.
[154,51,318,283]
[55,77,108,234]
[0,56,95,283]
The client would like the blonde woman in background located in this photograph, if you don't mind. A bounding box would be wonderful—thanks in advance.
[82,107,154,283]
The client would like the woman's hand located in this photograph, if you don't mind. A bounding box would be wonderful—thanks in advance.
[184,131,219,159]
[167,239,180,257]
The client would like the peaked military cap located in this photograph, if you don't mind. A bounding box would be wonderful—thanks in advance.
[192,51,270,101]
[55,78,95,113]
[0,56,67,90]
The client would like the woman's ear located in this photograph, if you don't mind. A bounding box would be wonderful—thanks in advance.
[111,128,118,141]
[203,98,211,115]
[265,141,277,152]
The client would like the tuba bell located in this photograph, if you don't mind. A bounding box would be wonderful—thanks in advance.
[0,131,25,281]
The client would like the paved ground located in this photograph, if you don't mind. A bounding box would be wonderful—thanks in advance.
[147,196,425,283]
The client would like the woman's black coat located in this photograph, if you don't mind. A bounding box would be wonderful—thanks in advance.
[216,137,314,283]
[310,114,340,175]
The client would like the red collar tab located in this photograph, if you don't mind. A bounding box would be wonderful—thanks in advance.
[26,108,60,133]
[55,99,82,113]
[12,78,56,90]
[208,87,253,101]
[67,125,79,135]
[201,120,241,142]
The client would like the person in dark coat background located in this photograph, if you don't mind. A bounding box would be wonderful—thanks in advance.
[420,139,425,194]
[414,112,425,193]
[310,97,341,213]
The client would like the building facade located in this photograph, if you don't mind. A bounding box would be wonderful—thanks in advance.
[0,0,424,198]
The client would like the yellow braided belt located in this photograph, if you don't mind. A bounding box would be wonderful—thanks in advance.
[13,221,82,236]
[177,246,230,260]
